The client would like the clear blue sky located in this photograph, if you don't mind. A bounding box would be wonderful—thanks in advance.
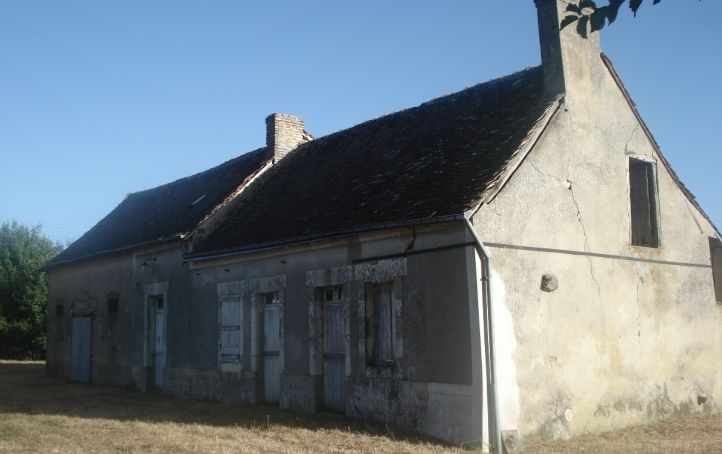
[1,1,720,243]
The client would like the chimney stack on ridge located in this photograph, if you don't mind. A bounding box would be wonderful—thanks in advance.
[265,113,309,163]
[534,0,603,100]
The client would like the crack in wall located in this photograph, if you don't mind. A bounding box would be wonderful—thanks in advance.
[632,262,644,346]
[566,170,601,297]
[528,159,565,185]
[624,125,641,155]
[537,297,561,419]
[528,156,602,297]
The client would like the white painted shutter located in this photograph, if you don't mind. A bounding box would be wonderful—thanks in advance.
[219,296,242,373]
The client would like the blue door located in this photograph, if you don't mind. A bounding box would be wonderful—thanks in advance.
[71,315,92,383]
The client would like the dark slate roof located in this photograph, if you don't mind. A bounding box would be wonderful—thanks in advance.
[50,148,268,266]
[192,66,554,256]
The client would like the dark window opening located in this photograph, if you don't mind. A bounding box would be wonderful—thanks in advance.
[55,304,64,317]
[107,292,119,314]
[629,158,659,247]
[710,237,722,303]
[260,292,278,305]
[365,282,394,367]
[156,296,164,310]
[320,286,342,302]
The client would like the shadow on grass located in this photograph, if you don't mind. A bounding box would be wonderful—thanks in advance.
[0,361,450,448]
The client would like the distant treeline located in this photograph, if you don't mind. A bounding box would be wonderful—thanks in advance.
[0,221,64,359]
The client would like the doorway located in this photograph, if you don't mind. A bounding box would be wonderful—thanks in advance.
[148,295,165,389]
[261,292,281,402]
[322,286,345,412]
[71,315,92,383]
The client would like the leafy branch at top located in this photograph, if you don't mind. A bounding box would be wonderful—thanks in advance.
[560,0,662,38]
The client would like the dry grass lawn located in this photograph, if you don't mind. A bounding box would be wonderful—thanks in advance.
[524,413,722,453]
[0,361,720,453]
[0,361,459,453]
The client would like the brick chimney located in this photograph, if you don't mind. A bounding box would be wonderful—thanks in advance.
[534,0,603,100]
[265,113,309,163]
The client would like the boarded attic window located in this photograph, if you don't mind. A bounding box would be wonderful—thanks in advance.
[710,238,722,303]
[629,158,659,247]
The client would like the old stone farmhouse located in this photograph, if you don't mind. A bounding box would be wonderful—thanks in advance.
[46,0,722,449]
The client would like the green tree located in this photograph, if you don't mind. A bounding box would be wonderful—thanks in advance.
[0,221,63,359]
[561,0,663,38]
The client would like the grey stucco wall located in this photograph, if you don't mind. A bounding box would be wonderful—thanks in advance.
[177,223,482,443]
[46,252,135,386]
[47,223,484,445]
[471,42,721,441]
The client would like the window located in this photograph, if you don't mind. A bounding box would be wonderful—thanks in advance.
[320,285,342,302]
[219,295,242,373]
[710,238,722,303]
[260,292,279,305]
[55,304,64,317]
[629,158,660,247]
[365,282,394,366]
[107,292,119,315]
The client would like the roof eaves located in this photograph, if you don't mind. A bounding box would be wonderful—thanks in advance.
[185,214,467,263]
[601,53,721,237]
[45,235,181,270]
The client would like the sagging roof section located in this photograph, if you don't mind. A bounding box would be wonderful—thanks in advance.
[50,148,269,267]
[191,66,553,256]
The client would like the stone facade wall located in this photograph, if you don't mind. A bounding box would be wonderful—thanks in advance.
[46,252,136,386]
[181,224,481,444]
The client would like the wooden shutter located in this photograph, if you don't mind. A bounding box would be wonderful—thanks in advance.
[219,296,242,373]
[630,158,659,247]
[711,238,722,303]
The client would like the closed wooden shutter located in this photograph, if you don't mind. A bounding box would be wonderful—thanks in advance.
[711,238,722,303]
[219,296,242,373]
[629,158,659,247]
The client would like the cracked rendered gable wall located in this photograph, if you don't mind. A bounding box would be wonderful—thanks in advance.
[471,57,721,442]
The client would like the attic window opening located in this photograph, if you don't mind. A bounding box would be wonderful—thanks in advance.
[191,194,207,206]
[710,237,722,303]
[629,157,659,248]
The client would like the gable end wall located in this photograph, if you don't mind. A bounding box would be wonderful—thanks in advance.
[471,53,721,441]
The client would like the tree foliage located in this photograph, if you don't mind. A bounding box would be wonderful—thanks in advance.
[0,221,63,359]
[560,0,662,38]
